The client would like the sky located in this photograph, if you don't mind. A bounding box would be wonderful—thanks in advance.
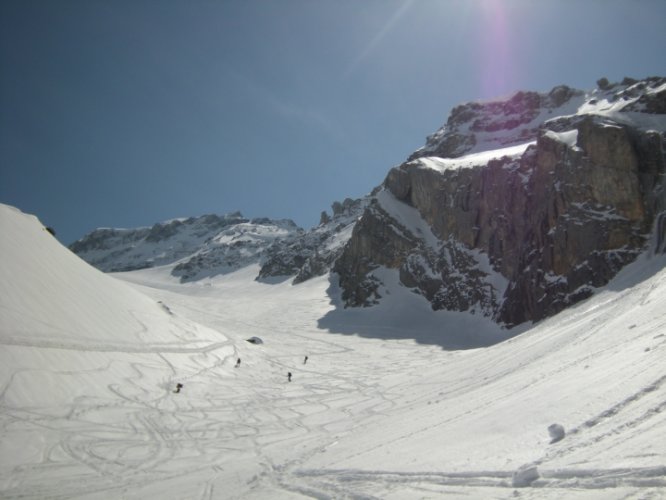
[1,0,665,245]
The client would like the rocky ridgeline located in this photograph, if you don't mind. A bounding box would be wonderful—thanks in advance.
[170,217,302,282]
[70,213,251,273]
[336,76,666,326]
[258,198,367,283]
[409,84,585,161]
[70,212,301,279]
[70,200,366,283]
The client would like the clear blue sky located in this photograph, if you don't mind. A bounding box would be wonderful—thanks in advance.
[2,0,665,244]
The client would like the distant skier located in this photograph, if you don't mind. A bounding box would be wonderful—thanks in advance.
[303,355,308,365]
[287,372,292,382]
[174,383,183,394]
[235,358,241,368]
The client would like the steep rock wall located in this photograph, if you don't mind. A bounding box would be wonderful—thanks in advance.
[337,79,666,327]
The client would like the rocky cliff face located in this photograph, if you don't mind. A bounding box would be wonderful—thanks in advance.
[336,76,666,326]
[258,197,367,283]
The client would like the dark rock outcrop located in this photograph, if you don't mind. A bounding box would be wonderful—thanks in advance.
[408,85,586,161]
[258,197,367,283]
[337,77,666,326]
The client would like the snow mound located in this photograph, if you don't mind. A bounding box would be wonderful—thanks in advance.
[548,423,566,443]
[512,463,540,487]
[0,203,224,350]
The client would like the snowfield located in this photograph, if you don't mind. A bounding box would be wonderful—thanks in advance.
[1,203,665,499]
[416,142,535,173]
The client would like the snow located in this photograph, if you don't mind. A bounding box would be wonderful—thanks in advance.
[419,90,588,159]
[569,203,628,222]
[468,246,510,298]
[2,202,666,499]
[415,79,666,165]
[70,213,301,274]
[375,188,443,252]
[0,205,224,351]
[544,129,579,148]
[212,222,294,245]
[512,463,540,487]
[569,80,666,133]
[417,141,534,172]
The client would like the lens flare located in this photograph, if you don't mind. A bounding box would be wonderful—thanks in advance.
[479,0,513,98]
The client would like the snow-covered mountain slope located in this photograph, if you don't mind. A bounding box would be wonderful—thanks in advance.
[69,212,302,277]
[2,203,665,499]
[70,198,368,285]
[0,203,225,350]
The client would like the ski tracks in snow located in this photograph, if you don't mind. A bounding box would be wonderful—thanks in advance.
[280,466,666,499]
[3,261,666,498]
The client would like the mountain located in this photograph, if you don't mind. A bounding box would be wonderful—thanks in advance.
[69,212,300,275]
[336,76,666,326]
[70,76,666,330]
[3,77,666,497]
[70,200,366,284]
[258,197,367,283]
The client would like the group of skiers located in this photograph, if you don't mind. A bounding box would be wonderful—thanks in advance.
[174,354,309,393]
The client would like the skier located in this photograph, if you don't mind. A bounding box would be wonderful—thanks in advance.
[303,355,308,365]
[173,383,183,394]
[235,358,241,368]
[287,372,292,382]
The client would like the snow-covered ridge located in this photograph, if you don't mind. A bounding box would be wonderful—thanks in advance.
[411,76,666,161]
[415,141,534,173]
[409,85,585,160]
[71,198,368,284]
[170,218,302,282]
[70,212,302,276]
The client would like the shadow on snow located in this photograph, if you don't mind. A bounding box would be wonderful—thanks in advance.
[317,275,522,350]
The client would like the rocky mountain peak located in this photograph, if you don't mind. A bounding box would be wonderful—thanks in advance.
[409,84,586,162]
[337,76,666,327]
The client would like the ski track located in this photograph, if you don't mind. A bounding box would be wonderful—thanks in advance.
[2,257,666,498]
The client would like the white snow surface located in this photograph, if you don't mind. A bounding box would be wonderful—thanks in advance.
[417,142,534,172]
[376,188,442,252]
[2,202,666,499]
[544,129,579,148]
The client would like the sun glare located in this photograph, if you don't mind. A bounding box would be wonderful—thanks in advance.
[478,0,513,99]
